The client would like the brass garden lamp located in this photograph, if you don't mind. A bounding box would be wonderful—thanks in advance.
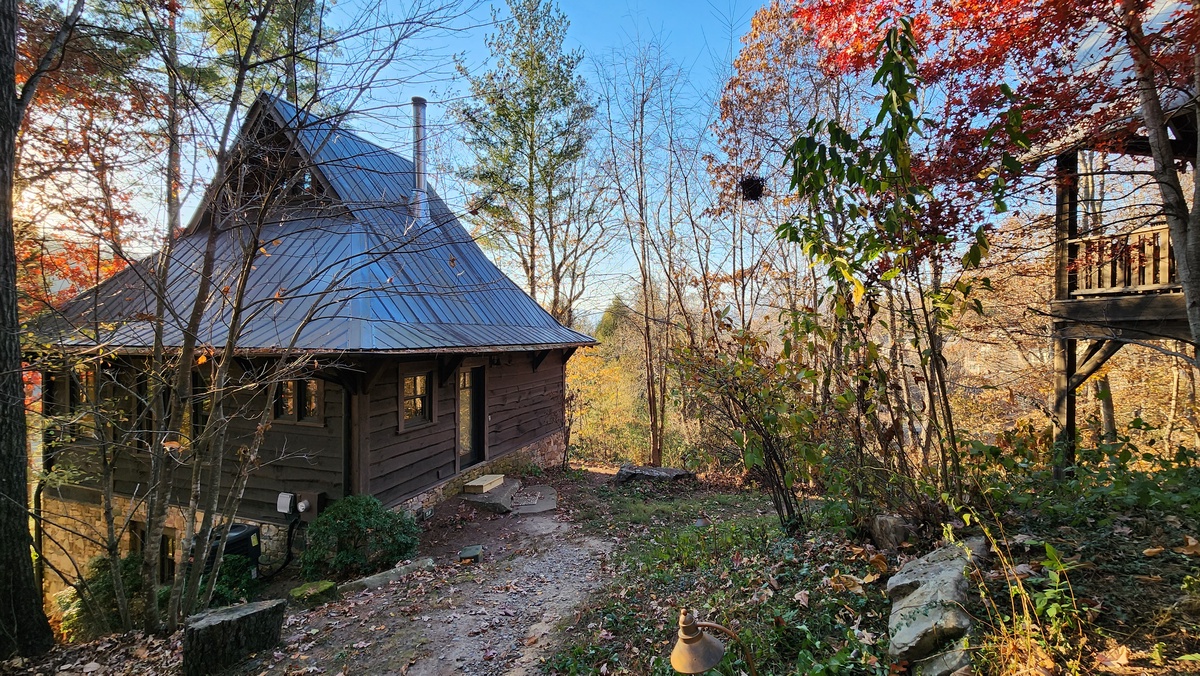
[670,609,758,676]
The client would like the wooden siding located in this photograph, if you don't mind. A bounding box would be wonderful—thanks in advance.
[488,353,565,458]
[99,381,348,524]
[368,359,456,507]
[366,351,566,508]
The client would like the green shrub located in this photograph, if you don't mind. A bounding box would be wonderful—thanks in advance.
[57,554,147,642]
[299,495,420,581]
[208,554,259,607]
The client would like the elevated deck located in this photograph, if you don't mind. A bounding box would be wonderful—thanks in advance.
[1050,223,1189,341]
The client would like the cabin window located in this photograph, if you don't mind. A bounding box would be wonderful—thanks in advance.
[129,522,177,582]
[273,379,323,424]
[400,372,432,430]
[44,365,98,440]
[192,371,211,438]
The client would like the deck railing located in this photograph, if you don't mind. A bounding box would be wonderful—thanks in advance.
[1069,224,1181,296]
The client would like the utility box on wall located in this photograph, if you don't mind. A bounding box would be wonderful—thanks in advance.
[297,492,327,523]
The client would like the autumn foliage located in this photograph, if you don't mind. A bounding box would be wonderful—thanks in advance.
[790,0,1198,234]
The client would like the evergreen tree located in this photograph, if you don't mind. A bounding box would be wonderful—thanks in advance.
[455,0,602,325]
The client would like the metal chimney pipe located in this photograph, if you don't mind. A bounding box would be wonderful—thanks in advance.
[412,96,427,219]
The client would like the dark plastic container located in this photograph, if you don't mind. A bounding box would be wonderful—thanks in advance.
[204,523,261,576]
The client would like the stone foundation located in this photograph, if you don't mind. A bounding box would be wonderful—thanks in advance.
[38,490,289,618]
[38,429,566,616]
[399,429,565,513]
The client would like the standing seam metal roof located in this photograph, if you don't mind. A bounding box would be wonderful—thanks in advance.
[42,95,595,354]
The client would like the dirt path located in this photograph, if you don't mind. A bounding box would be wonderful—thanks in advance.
[236,483,615,676]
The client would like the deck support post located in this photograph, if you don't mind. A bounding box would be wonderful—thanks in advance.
[1052,329,1077,478]
[1052,151,1080,479]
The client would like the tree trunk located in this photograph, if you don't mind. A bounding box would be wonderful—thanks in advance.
[0,0,55,656]
[1094,374,1116,443]
[1120,1,1200,351]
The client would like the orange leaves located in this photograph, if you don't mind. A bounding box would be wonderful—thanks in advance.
[1174,536,1200,556]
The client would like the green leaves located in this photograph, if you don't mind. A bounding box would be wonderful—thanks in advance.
[782,19,931,302]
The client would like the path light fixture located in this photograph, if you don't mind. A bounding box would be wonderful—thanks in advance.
[670,609,758,676]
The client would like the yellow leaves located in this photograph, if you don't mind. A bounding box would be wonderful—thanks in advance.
[826,570,866,595]
[196,354,207,365]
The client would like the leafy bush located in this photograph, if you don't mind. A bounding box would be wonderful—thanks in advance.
[299,495,420,581]
[208,554,259,607]
[57,554,148,642]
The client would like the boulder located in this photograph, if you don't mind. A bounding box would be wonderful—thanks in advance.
[289,580,337,607]
[340,556,435,594]
[913,642,973,676]
[887,537,987,665]
[870,514,910,551]
[461,477,521,513]
[513,485,557,514]
[613,465,694,484]
[183,599,287,676]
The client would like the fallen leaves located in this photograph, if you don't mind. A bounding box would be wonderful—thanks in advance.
[1174,535,1200,556]
[868,553,888,572]
[1143,546,1165,557]
[1094,644,1131,671]
[826,571,866,595]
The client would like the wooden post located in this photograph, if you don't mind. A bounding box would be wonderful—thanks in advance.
[1052,331,1077,476]
[1053,151,1079,476]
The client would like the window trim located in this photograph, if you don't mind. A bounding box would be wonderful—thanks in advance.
[398,368,435,432]
[272,378,325,427]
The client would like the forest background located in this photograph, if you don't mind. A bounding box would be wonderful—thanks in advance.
[7,0,1199,665]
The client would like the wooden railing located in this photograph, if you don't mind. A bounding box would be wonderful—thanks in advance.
[1069,224,1181,296]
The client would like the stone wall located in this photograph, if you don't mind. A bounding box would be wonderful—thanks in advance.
[38,430,565,616]
[38,490,289,618]
[399,429,565,514]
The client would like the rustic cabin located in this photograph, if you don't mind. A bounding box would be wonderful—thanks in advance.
[1046,103,1197,463]
[32,94,593,599]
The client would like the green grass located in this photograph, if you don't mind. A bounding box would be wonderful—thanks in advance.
[546,481,892,675]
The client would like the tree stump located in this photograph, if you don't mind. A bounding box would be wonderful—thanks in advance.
[183,599,287,676]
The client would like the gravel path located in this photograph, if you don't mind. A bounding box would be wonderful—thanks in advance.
[235,505,614,676]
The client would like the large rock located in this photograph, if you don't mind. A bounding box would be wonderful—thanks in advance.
[461,477,521,513]
[613,465,694,484]
[887,537,987,666]
[870,514,910,551]
[289,580,337,607]
[913,641,972,676]
[340,557,435,595]
[513,485,558,515]
[183,599,287,676]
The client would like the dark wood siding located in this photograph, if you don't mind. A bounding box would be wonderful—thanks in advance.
[368,360,457,508]
[366,351,566,508]
[107,380,347,524]
[487,351,565,458]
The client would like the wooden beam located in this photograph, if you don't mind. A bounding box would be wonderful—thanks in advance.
[439,355,465,387]
[531,350,550,372]
[1054,151,1079,301]
[351,391,370,496]
[1064,340,1124,395]
[562,347,577,364]
[356,360,387,394]
[1052,328,1077,478]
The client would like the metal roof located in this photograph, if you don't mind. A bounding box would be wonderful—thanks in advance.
[39,95,595,354]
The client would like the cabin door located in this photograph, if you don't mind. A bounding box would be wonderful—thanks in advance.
[457,366,485,469]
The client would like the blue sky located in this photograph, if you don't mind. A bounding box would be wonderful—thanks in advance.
[343,0,761,169]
